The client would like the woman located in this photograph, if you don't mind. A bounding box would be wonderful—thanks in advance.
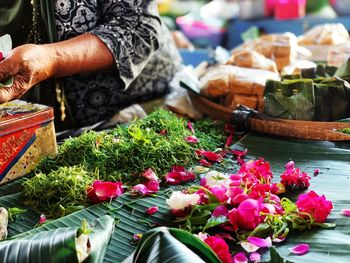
[0,0,182,129]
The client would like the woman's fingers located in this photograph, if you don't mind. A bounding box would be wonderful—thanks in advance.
[0,77,28,103]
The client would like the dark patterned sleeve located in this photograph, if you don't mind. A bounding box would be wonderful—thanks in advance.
[88,0,161,89]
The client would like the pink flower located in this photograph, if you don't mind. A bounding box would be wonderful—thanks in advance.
[228,199,262,230]
[38,214,47,225]
[280,165,310,190]
[185,135,199,143]
[296,191,333,223]
[210,185,228,202]
[142,168,158,181]
[226,187,249,206]
[233,252,248,263]
[204,236,233,263]
[289,243,310,255]
[187,121,195,134]
[146,206,158,215]
[235,159,273,184]
[165,165,196,185]
[87,180,124,204]
[212,205,229,218]
[0,52,3,61]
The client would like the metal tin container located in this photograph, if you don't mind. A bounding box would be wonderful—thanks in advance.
[0,100,57,184]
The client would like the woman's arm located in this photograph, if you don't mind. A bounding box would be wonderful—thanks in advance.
[0,0,161,103]
[0,34,114,102]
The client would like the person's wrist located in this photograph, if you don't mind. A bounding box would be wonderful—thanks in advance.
[39,44,59,80]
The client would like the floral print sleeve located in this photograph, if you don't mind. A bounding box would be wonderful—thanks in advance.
[88,0,161,88]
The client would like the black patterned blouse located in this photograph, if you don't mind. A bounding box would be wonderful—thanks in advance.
[54,0,181,127]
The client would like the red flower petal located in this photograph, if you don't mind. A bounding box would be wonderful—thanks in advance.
[202,151,223,162]
[87,180,124,203]
[225,135,234,148]
[200,159,212,167]
[159,129,167,135]
[341,209,350,217]
[0,52,3,61]
[225,124,235,135]
[232,149,248,157]
[289,243,310,255]
[146,206,158,215]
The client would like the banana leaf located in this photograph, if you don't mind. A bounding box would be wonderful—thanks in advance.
[232,132,350,263]
[1,133,350,262]
[123,227,221,263]
[313,78,350,121]
[264,79,315,120]
[334,58,350,83]
[0,215,114,263]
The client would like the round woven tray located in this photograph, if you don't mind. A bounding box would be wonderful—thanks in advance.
[188,91,233,123]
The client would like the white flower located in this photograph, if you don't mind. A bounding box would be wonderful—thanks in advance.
[166,191,200,210]
[204,171,230,187]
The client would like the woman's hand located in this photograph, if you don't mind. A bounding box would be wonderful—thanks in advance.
[0,44,55,103]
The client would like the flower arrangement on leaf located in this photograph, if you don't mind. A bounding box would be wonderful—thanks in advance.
[166,158,334,262]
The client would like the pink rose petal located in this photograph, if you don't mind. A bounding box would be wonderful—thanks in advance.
[185,135,199,143]
[38,214,47,225]
[289,243,310,255]
[313,168,320,176]
[233,252,248,263]
[187,121,195,134]
[247,237,272,248]
[143,168,158,181]
[272,237,286,243]
[146,206,158,215]
[285,160,295,169]
[249,252,261,262]
[241,241,259,253]
[341,209,350,217]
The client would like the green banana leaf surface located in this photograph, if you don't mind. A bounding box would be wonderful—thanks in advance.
[0,214,114,263]
[0,133,350,262]
[123,227,221,263]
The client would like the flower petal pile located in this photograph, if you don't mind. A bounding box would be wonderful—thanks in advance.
[165,158,334,262]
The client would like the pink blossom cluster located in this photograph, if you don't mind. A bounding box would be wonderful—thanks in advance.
[166,159,333,263]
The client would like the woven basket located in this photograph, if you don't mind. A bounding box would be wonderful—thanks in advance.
[188,91,232,122]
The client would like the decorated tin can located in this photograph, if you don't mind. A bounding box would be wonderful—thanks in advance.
[0,100,57,184]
